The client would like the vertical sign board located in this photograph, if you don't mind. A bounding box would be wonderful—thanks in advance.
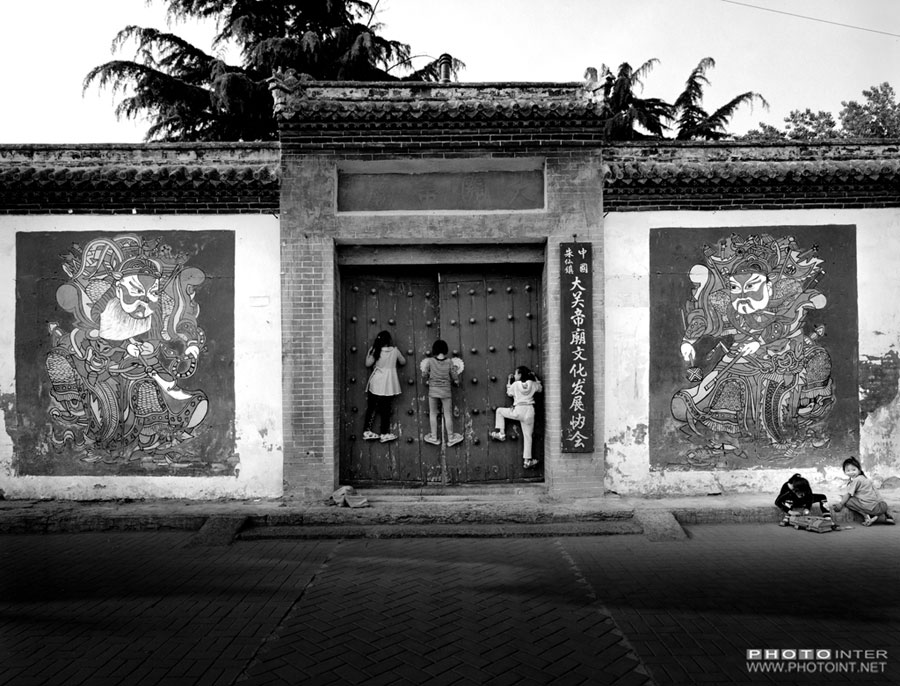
[560,243,594,452]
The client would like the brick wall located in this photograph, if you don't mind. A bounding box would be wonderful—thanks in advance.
[281,123,605,154]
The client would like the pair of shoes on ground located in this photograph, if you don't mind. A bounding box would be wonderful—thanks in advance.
[863,514,897,526]
[423,433,464,447]
[489,430,506,442]
[364,431,397,443]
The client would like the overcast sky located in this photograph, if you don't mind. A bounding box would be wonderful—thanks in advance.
[1,0,898,143]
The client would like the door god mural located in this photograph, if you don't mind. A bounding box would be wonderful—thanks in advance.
[14,231,235,476]
[650,227,858,469]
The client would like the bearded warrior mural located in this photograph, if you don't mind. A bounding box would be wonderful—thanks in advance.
[670,233,834,460]
[44,234,209,463]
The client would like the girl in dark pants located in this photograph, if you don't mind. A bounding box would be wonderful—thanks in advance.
[775,473,831,526]
[362,331,406,443]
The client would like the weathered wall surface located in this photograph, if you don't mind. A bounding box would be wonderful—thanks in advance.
[604,207,900,496]
[0,214,283,499]
[2,136,895,503]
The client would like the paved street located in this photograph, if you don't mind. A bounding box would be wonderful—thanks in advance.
[1,524,898,685]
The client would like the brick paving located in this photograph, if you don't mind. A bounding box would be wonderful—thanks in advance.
[0,534,336,686]
[1,524,898,685]
[563,524,900,685]
[236,538,648,685]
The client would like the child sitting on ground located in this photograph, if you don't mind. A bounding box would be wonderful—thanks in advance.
[774,473,831,526]
[831,456,896,526]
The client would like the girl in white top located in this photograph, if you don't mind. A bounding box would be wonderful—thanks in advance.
[363,331,406,443]
[831,456,895,526]
[490,365,543,468]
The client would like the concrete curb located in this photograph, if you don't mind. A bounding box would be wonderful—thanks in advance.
[1,493,890,540]
[185,515,249,546]
[633,509,687,541]
[237,520,643,540]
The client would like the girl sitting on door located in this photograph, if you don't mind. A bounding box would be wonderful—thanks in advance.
[420,339,464,447]
[490,365,543,469]
[363,330,406,443]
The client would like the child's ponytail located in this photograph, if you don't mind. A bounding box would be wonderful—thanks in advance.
[372,330,392,362]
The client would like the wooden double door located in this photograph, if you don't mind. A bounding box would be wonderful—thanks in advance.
[340,267,543,485]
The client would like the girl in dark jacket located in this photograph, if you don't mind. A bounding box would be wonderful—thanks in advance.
[775,473,831,526]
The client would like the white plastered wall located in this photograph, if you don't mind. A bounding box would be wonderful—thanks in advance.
[0,214,283,499]
[605,208,900,496]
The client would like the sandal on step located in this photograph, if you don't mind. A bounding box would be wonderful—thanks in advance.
[523,458,539,469]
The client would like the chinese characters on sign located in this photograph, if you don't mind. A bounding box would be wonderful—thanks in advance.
[560,242,593,452]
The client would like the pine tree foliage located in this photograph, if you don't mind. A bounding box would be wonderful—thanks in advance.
[84,0,464,141]
[595,60,675,140]
[590,57,762,141]
[673,57,768,140]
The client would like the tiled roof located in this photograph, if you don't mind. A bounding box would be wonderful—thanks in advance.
[0,143,280,191]
[604,159,900,185]
[0,163,279,189]
[269,75,601,123]
[603,141,900,188]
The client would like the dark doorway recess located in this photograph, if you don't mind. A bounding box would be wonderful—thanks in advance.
[340,263,543,485]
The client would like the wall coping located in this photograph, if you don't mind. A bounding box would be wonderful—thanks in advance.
[0,139,896,197]
[269,74,601,124]
[0,143,281,194]
[603,141,900,186]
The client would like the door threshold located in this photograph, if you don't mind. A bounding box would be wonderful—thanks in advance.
[349,483,548,497]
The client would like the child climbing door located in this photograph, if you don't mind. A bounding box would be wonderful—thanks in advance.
[340,268,542,485]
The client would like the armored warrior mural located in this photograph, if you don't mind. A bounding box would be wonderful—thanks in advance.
[670,233,834,461]
[44,234,209,463]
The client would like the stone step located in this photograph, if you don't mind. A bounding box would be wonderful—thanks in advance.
[237,520,643,540]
